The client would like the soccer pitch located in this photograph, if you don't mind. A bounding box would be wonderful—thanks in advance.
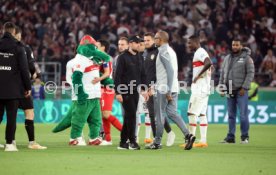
[0,124,275,175]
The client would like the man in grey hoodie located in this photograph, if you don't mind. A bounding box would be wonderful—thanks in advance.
[219,38,254,144]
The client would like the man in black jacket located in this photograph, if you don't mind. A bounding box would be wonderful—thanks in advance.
[114,35,146,150]
[13,26,46,149]
[0,22,31,151]
[143,32,175,147]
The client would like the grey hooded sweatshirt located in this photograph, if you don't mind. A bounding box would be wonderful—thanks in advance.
[219,47,255,91]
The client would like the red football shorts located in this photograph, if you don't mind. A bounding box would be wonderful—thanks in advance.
[100,87,115,111]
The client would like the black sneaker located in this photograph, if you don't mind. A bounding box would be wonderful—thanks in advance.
[145,143,162,150]
[220,138,235,144]
[129,142,140,150]
[184,134,196,150]
[117,142,129,150]
[99,131,105,140]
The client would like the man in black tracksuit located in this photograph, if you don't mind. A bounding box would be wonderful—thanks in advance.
[0,22,31,151]
[13,26,46,149]
[143,33,175,146]
[115,35,146,150]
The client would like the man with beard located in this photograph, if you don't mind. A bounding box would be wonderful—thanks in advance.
[219,38,254,144]
[143,32,175,146]
[146,31,195,150]
[115,35,146,150]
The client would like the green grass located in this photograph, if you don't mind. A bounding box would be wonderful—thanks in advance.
[0,124,276,175]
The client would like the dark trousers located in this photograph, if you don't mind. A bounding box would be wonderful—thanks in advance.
[0,99,18,144]
[121,93,139,143]
[147,96,172,137]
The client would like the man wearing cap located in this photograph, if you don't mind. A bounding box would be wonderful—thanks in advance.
[114,35,146,150]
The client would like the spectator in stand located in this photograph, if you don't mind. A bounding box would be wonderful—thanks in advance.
[32,78,45,100]
[0,0,275,86]
[259,49,276,74]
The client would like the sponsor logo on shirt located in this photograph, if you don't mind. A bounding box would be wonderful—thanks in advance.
[238,57,244,63]
[151,54,155,60]
[0,66,12,70]
[0,52,14,58]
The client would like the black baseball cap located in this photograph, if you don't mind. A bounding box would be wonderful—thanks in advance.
[128,35,144,43]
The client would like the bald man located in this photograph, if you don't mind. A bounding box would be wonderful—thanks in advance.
[146,31,195,150]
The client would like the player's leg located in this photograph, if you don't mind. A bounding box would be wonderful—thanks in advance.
[198,95,209,146]
[87,99,102,145]
[187,94,198,136]
[102,111,112,143]
[135,111,141,143]
[144,113,152,144]
[190,94,209,147]
[18,97,47,149]
[135,95,143,143]
[101,88,122,131]
[147,96,156,137]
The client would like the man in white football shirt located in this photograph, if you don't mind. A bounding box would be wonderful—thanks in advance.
[187,35,213,148]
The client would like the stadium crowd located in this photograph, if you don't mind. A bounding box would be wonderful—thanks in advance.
[0,0,275,86]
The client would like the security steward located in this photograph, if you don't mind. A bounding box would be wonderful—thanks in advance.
[0,22,31,151]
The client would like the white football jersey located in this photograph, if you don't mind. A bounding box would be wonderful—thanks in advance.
[66,54,101,100]
[191,47,211,94]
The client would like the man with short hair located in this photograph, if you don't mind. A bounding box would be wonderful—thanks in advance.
[143,32,175,147]
[113,37,129,78]
[114,35,146,150]
[13,26,47,149]
[95,39,122,146]
[186,35,213,148]
[147,31,195,150]
[0,22,31,151]
[219,38,254,144]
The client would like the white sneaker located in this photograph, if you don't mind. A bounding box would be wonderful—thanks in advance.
[69,137,87,146]
[5,144,18,152]
[12,140,16,146]
[240,138,249,144]
[166,131,176,147]
[28,142,48,149]
[99,140,112,146]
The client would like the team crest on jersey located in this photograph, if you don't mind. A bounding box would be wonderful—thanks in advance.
[151,54,155,60]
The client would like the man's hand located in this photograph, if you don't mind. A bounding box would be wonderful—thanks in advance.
[220,92,225,97]
[141,91,149,101]
[166,93,173,102]
[32,73,37,80]
[24,90,31,98]
[92,77,101,84]
[239,88,245,96]
[148,87,154,96]
[193,75,200,84]
[116,94,123,103]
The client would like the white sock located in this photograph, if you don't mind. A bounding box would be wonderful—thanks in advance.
[188,115,197,136]
[145,113,151,139]
[135,112,141,137]
[199,115,208,143]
